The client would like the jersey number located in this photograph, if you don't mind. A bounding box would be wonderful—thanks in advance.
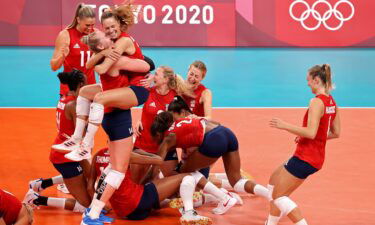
[80,51,91,67]
[56,111,61,130]
[176,119,192,127]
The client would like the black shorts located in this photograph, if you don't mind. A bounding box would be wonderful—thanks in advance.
[126,183,160,220]
[102,109,132,141]
[129,86,149,106]
[198,126,239,158]
[284,156,318,179]
[53,162,83,179]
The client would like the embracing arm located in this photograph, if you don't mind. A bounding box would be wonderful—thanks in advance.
[14,205,33,225]
[328,107,341,139]
[201,89,213,120]
[270,98,324,139]
[50,30,70,71]
[157,134,177,160]
[94,37,133,74]
[130,150,163,165]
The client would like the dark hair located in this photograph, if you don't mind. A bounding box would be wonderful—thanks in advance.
[167,96,192,114]
[150,111,174,138]
[308,64,334,92]
[57,69,86,91]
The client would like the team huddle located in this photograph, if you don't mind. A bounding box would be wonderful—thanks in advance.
[0,3,341,225]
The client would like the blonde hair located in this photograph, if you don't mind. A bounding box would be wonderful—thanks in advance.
[67,3,96,29]
[160,66,195,98]
[81,32,101,53]
[101,4,137,32]
[308,64,334,92]
[189,60,207,79]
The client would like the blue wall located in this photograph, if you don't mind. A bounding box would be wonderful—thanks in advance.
[0,47,374,107]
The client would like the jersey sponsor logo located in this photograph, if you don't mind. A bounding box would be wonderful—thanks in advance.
[149,102,156,107]
[129,127,133,135]
[326,106,336,114]
[73,43,80,49]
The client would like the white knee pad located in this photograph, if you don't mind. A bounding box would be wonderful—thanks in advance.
[190,171,204,184]
[267,184,274,201]
[73,201,86,213]
[76,96,91,116]
[273,196,297,216]
[104,169,125,190]
[88,103,104,124]
[234,179,248,194]
[181,175,196,189]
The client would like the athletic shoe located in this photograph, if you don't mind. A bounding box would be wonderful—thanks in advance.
[57,183,70,194]
[220,188,243,205]
[65,142,91,161]
[29,178,44,193]
[212,195,237,215]
[81,215,104,225]
[83,208,114,224]
[169,191,203,209]
[180,209,212,225]
[52,137,81,152]
[23,189,40,209]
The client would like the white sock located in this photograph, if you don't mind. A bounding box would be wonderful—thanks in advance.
[82,123,99,147]
[52,175,64,184]
[72,118,87,140]
[47,197,66,209]
[88,199,105,219]
[221,179,233,189]
[180,176,195,212]
[203,182,229,202]
[295,219,308,225]
[73,201,86,212]
[254,184,270,199]
[203,193,219,204]
[266,215,281,225]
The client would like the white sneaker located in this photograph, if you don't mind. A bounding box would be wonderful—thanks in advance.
[52,137,81,152]
[23,189,39,209]
[180,210,212,225]
[29,178,44,193]
[220,188,243,205]
[65,142,92,161]
[57,183,70,194]
[212,195,237,215]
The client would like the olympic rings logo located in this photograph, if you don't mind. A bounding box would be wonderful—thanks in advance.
[289,0,355,31]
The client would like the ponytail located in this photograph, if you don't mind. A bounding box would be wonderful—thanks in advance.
[66,3,96,29]
[308,64,335,93]
[101,3,136,32]
[80,32,102,53]
[160,66,195,98]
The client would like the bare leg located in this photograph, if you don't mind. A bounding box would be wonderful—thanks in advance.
[63,174,91,207]
[180,150,218,173]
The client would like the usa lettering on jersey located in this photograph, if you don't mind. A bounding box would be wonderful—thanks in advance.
[326,106,336,114]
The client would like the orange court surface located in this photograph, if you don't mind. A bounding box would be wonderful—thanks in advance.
[0,108,374,225]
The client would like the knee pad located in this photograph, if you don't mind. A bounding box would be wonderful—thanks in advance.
[89,103,104,124]
[190,171,204,185]
[104,169,125,190]
[76,96,91,116]
[234,179,248,193]
[273,196,297,216]
[181,175,196,189]
[267,184,274,201]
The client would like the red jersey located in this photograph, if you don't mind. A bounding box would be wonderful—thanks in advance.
[0,189,22,225]
[183,84,207,117]
[109,169,144,218]
[94,148,110,178]
[134,88,177,153]
[118,32,145,86]
[166,117,205,149]
[294,95,337,169]
[50,95,76,164]
[61,28,96,95]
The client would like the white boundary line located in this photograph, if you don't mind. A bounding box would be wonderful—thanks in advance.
[1,107,374,109]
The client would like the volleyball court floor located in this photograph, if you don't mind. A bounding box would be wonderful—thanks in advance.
[0,108,374,225]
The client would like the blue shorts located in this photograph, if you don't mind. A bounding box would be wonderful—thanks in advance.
[129,86,149,106]
[198,167,210,179]
[53,162,83,179]
[284,156,318,179]
[165,149,178,161]
[102,109,132,141]
[126,183,160,220]
[198,126,239,158]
